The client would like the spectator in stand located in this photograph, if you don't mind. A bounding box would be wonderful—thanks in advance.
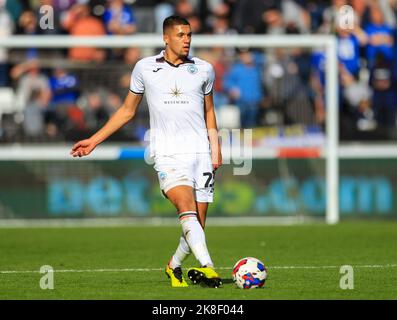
[210,4,237,60]
[83,90,110,132]
[212,50,229,110]
[378,0,397,28]
[319,0,348,34]
[103,0,137,35]
[105,90,123,115]
[118,47,142,96]
[124,46,141,65]
[339,62,376,132]
[223,48,264,128]
[54,0,77,11]
[211,2,237,36]
[104,89,143,140]
[49,67,79,106]
[364,4,395,69]
[47,0,77,34]
[312,19,367,124]
[10,59,52,137]
[196,48,230,111]
[350,0,367,26]
[281,0,311,34]
[359,0,397,28]
[212,15,236,37]
[310,48,327,124]
[302,0,328,33]
[206,1,231,33]
[334,23,368,132]
[175,0,194,19]
[264,48,315,125]
[10,59,52,113]
[45,67,80,131]
[154,0,174,34]
[5,0,22,25]
[336,21,367,79]
[19,10,37,34]
[174,0,203,36]
[231,0,281,33]
[258,7,286,34]
[370,53,397,128]
[187,14,203,33]
[0,0,14,87]
[102,0,137,60]
[62,4,106,62]
[23,89,45,140]
[18,10,39,58]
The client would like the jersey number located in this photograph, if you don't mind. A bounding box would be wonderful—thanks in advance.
[203,172,215,188]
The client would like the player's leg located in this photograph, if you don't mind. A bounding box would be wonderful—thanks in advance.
[168,201,207,268]
[186,154,222,287]
[164,185,195,287]
[196,201,209,229]
[187,200,222,287]
[168,233,190,270]
[167,185,221,288]
[156,153,220,287]
[194,153,214,230]
[167,186,194,273]
[167,201,207,275]
[186,200,219,285]
[166,186,214,267]
[155,156,193,287]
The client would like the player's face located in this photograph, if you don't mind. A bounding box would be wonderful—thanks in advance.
[164,24,192,58]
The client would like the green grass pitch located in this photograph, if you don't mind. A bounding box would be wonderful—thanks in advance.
[0,221,396,299]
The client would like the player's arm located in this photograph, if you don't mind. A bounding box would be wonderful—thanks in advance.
[70,91,142,157]
[204,92,222,171]
[352,23,368,46]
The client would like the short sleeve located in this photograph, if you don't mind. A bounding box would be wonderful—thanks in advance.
[130,61,145,94]
[204,64,215,95]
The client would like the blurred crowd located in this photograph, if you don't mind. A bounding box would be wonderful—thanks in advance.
[0,0,397,142]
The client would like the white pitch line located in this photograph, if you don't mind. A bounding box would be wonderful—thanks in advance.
[1,264,397,274]
[267,264,397,269]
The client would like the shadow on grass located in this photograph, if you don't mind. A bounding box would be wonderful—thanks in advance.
[221,279,234,284]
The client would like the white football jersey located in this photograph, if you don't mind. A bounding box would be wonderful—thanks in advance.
[130,50,215,157]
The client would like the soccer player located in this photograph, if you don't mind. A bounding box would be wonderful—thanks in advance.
[70,15,223,288]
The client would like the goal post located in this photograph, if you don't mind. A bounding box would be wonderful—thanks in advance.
[0,34,339,224]
[324,36,339,224]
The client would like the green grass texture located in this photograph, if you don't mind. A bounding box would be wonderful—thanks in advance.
[0,221,396,299]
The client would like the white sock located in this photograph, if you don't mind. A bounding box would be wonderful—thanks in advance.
[178,211,214,268]
[169,234,191,269]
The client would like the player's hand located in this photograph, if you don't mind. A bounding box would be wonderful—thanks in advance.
[70,139,96,158]
[212,149,222,171]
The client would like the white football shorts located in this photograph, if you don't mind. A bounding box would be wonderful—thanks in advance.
[153,153,215,203]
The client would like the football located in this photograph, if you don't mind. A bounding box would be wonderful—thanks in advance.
[232,257,267,289]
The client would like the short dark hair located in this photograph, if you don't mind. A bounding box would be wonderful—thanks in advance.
[163,15,190,33]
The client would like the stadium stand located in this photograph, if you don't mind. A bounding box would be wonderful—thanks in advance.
[0,0,396,142]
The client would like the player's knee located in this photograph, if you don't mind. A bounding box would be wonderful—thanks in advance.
[175,199,196,213]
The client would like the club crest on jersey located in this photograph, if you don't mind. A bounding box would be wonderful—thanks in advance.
[187,64,198,74]
[159,172,167,181]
